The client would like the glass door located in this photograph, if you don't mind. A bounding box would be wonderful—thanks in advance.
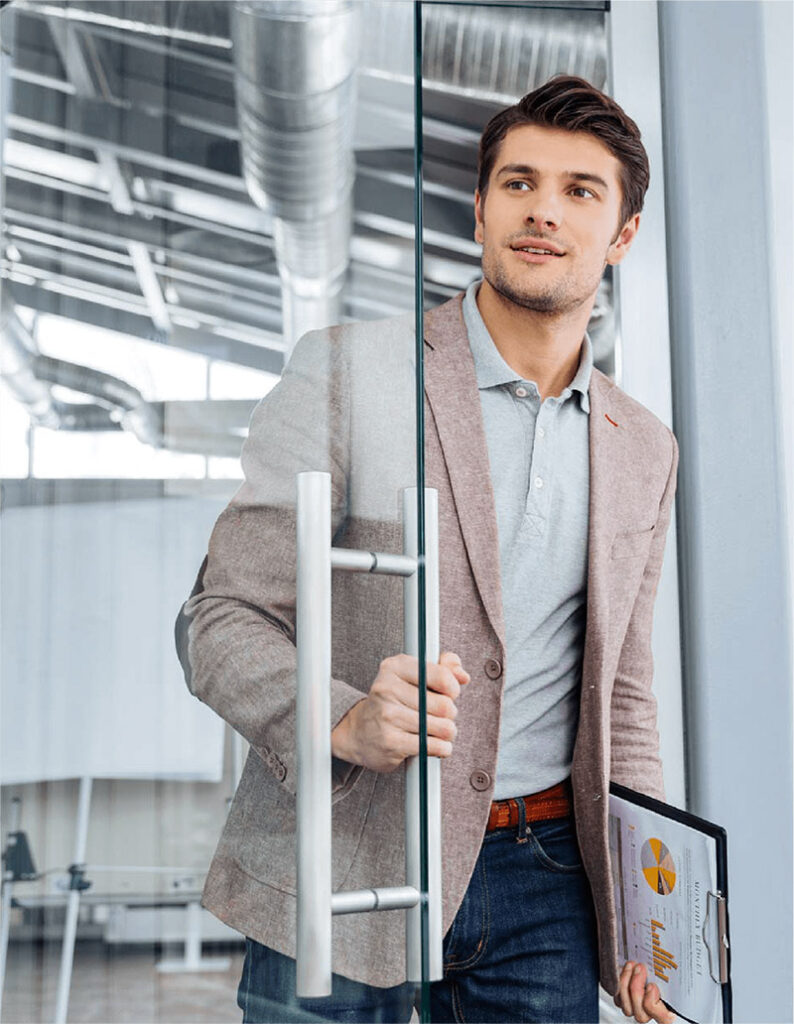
[0,1,425,1020]
[0,2,619,1022]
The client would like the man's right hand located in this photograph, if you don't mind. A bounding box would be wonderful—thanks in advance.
[330,652,470,772]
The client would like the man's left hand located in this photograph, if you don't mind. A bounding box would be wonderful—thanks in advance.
[614,961,676,1023]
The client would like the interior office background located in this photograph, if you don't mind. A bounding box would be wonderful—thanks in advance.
[0,1,791,1022]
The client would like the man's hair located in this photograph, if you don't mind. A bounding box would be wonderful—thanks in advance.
[477,75,650,230]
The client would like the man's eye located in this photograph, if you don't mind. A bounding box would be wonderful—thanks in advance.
[506,180,530,191]
[571,186,595,199]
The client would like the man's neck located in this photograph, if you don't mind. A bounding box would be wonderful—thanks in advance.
[475,278,594,401]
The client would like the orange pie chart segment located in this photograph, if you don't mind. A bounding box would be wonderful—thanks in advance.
[641,838,677,895]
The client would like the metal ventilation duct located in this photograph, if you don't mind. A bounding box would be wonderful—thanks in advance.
[0,285,255,456]
[229,0,605,348]
[419,4,605,98]
[0,286,142,435]
[231,0,359,352]
[1,293,60,429]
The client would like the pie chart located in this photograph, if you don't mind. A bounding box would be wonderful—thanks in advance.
[641,838,676,895]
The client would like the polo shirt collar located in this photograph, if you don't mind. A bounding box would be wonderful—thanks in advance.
[462,278,592,414]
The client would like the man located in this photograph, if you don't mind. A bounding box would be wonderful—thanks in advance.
[176,75,678,1024]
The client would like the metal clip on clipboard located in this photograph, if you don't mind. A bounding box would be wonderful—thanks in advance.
[702,890,729,984]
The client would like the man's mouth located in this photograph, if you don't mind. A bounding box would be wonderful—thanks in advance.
[510,244,565,264]
[511,244,564,257]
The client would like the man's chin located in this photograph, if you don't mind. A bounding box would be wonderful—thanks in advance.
[491,280,561,314]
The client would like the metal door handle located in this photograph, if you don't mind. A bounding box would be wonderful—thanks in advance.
[296,471,442,996]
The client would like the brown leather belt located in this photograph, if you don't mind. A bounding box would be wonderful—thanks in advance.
[486,777,573,832]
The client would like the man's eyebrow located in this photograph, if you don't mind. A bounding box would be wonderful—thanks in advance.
[495,163,610,192]
[567,171,610,192]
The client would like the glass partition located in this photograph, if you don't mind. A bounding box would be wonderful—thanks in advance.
[1,2,613,1022]
[1,2,422,1020]
[415,5,610,1020]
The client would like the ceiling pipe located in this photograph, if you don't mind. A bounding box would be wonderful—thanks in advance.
[1,285,252,456]
[0,295,61,428]
[15,1,232,49]
[231,0,359,353]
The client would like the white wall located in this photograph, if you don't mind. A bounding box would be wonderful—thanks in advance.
[761,0,794,694]
[0,494,232,907]
[657,2,793,1020]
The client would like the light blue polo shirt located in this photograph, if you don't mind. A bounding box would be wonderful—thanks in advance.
[462,278,592,800]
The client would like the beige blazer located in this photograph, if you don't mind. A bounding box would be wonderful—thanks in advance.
[176,291,679,996]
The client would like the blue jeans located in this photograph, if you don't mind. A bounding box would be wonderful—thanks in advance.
[237,810,600,1023]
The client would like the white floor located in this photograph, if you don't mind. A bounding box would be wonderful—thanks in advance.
[2,939,624,1023]
[3,940,245,1023]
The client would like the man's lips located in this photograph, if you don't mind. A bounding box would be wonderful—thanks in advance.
[510,239,565,256]
[511,245,564,264]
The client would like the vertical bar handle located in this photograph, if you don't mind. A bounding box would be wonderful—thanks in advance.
[403,488,443,982]
[296,471,333,997]
[295,475,442,995]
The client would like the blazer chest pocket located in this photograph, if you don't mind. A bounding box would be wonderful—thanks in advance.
[610,525,655,561]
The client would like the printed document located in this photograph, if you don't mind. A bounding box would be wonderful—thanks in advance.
[609,792,726,1023]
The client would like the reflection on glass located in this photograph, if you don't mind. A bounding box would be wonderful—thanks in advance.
[0,1,418,1020]
[0,1,619,1022]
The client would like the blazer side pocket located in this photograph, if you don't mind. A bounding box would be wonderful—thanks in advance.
[232,761,378,896]
[610,525,655,560]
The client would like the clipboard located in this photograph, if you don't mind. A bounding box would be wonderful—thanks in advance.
[609,782,732,1024]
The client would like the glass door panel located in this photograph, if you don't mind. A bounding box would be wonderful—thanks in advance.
[414,2,610,1019]
[0,2,424,1021]
[0,1,618,1021]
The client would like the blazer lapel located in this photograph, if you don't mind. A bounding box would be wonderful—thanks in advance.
[423,293,506,649]
[422,295,627,675]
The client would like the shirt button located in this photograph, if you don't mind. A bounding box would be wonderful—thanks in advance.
[470,770,492,792]
[484,658,503,679]
[537,426,545,438]
[515,386,528,398]
[534,476,544,489]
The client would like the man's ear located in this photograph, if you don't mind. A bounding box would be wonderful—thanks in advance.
[606,213,640,266]
[474,189,485,245]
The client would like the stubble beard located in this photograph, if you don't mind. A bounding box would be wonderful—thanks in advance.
[481,244,603,317]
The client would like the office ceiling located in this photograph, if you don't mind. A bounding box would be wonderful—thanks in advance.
[1,0,608,455]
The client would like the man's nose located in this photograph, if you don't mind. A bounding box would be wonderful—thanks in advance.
[523,190,562,231]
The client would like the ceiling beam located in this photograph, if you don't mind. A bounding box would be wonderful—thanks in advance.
[9,78,244,191]
[6,276,286,374]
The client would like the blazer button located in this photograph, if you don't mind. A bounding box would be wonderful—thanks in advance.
[470,770,492,792]
[484,658,502,679]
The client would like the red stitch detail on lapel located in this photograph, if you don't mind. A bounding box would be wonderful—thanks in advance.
[605,413,619,427]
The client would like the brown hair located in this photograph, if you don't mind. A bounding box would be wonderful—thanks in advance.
[477,75,650,229]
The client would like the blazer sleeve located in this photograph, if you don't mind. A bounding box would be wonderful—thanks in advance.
[174,326,367,802]
[609,428,679,803]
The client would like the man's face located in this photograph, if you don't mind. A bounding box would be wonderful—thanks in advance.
[474,124,639,315]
